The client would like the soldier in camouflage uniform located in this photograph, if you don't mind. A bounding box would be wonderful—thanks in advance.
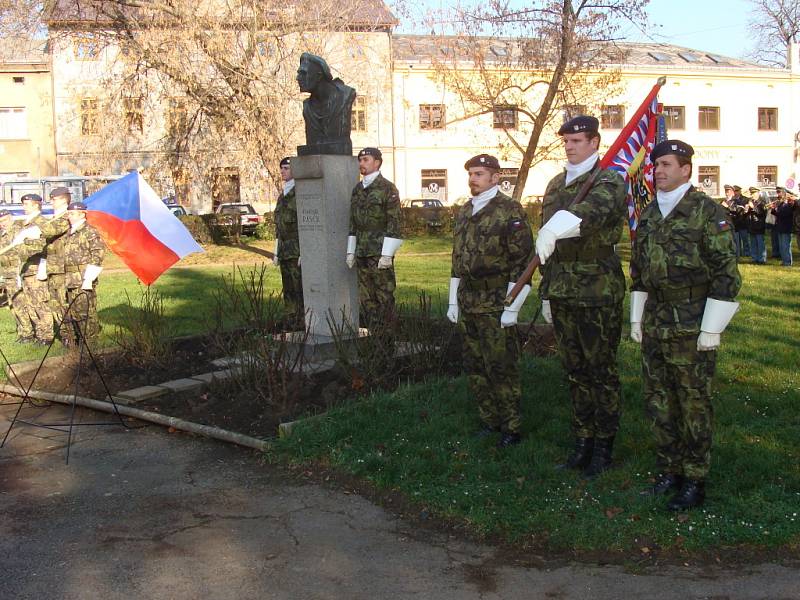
[346,147,403,328]
[43,187,73,342]
[537,116,627,477]
[272,157,305,329]
[11,194,65,344]
[0,210,20,315]
[63,201,106,342]
[448,154,534,448]
[630,140,741,511]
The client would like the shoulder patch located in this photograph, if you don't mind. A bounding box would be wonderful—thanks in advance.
[715,219,731,233]
[509,219,525,230]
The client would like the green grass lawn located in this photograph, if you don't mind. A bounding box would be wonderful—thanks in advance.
[2,236,798,557]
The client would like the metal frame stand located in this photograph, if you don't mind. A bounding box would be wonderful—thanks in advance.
[1,291,134,463]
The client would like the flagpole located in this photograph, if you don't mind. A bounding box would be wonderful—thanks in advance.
[505,77,666,305]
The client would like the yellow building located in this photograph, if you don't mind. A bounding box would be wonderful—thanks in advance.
[0,38,56,180]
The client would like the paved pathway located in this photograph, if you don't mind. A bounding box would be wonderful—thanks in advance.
[1,403,797,600]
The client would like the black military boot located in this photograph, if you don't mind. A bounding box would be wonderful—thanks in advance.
[475,424,499,439]
[497,432,522,449]
[640,473,683,496]
[555,437,594,470]
[583,435,614,479]
[667,479,705,511]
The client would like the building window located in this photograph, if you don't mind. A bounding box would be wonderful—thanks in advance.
[562,104,587,123]
[499,168,519,196]
[74,36,100,60]
[12,76,24,84]
[601,105,625,129]
[351,96,367,132]
[758,107,778,131]
[211,167,241,209]
[757,166,777,186]
[421,168,447,200]
[80,98,99,135]
[698,106,720,130]
[663,106,685,130]
[124,97,143,134]
[419,104,445,130]
[698,166,720,197]
[0,107,27,139]
[493,105,517,130]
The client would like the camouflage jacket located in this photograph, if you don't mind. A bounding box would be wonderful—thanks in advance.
[40,212,71,274]
[349,174,402,257]
[274,187,300,260]
[631,187,741,340]
[539,165,627,307]
[17,214,53,278]
[451,191,534,314]
[63,221,106,289]
[0,221,22,280]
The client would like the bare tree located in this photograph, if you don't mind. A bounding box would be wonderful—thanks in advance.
[44,0,394,208]
[747,0,799,67]
[422,0,649,202]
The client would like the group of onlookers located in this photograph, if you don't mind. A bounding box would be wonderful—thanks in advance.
[722,184,798,267]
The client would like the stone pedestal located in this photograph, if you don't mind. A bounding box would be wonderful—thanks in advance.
[293,155,359,340]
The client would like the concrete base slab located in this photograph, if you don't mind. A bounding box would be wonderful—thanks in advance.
[158,378,206,393]
[115,385,169,403]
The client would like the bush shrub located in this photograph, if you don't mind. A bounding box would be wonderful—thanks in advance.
[179,215,214,244]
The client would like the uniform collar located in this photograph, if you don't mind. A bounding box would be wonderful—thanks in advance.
[362,171,381,188]
[70,219,87,234]
[282,179,295,196]
[470,185,500,215]
[24,211,41,224]
[564,152,599,186]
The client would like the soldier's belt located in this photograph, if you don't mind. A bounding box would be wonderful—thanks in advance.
[650,284,709,303]
[554,245,614,262]
[463,275,507,291]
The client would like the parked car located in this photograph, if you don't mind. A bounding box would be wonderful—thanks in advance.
[214,203,262,234]
[166,204,188,218]
[404,198,445,229]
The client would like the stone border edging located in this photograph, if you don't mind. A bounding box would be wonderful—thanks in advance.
[0,384,271,452]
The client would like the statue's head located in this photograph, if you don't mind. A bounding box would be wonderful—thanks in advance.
[297,52,333,93]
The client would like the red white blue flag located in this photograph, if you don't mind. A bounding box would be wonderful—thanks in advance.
[600,78,667,238]
[85,172,203,285]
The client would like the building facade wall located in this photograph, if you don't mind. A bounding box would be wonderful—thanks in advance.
[0,59,56,179]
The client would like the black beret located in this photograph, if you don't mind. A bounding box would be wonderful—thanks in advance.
[67,201,88,211]
[464,154,500,170]
[558,115,599,136]
[279,157,291,167]
[358,147,382,161]
[0,209,11,218]
[21,193,42,204]
[50,186,71,198]
[650,139,694,162]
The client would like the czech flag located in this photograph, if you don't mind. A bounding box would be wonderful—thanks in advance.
[85,172,203,285]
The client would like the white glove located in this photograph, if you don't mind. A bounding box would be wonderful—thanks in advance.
[500,282,531,328]
[12,225,42,246]
[346,235,356,269]
[377,255,392,269]
[541,299,552,324]
[36,258,47,281]
[697,298,739,351]
[446,277,460,323]
[272,238,280,266]
[82,264,102,290]
[535,210,582,265]
[630,291,648,343]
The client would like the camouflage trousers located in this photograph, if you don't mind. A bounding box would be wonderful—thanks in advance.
[48,273,69,340]
[279,259,305,330]
[642,332,716,481]
[64,286,101,342]
[12,276,53,342]
[551,300,622,439]
[461,311,522,434]
[356,256,396,328]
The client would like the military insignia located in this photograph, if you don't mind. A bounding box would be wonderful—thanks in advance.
[573,125,580,131]
[716,220,731,232]
[509,219,524,230]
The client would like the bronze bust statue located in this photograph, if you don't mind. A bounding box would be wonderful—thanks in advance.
[296,52,356,156]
